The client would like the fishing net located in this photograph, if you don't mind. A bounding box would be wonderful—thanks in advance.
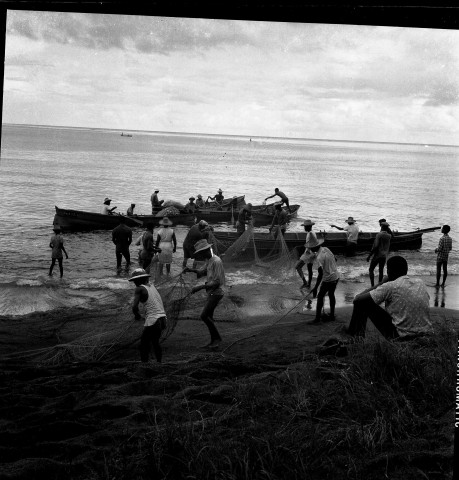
[213,224,298,279]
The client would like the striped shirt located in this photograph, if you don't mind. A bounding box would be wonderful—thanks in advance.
[437,234,452,262]
[198,254,226,295]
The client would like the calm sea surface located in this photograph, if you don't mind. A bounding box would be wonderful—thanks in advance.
[1,124,458,316]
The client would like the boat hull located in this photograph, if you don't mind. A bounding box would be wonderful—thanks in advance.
[212,229,436,256]
[53,207,196,232]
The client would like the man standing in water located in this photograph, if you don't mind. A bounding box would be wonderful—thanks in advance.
[435,224,452,287]
[49,226,69,278]
[295,219,317,289]
[112,216,132,270]
[330,216,360,257]
[184,239,225,349]
[367,221,392,287]
[309,237,339,323]
[129,268,167,363]
[265,188,292,213]
[236,203,253,237]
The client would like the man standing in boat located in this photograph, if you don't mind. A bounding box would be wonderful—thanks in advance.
[330,217,360,257]
[101,197,117,215]
[195,194,206,209]
[151,189,164,213]
[207,188,224,208]
[112,216,133,270]
[184,197,197,214]
[269,204,289,237]
[127,203,136,216]
[236,203,253,237]
[265,188,292,213]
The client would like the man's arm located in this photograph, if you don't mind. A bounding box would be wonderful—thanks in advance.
[112,230,117,244]
[330,224,344,230]
[61,244,69,259]
[311,267,323,297]
[172,232,177,252]
[265,193,275,201]
[132,286,147,320]
[367,235,379,261]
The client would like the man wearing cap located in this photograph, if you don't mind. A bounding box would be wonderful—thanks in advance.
[207,189,224,207]
[127,203,136,216]
[129,268,167,363]
[183,239,225,348]
[184,197,197,214]
[345,255,433,341]
[151,189,164,213]
[182,220,213,269]
[295,219,317,289]
[195,194,206,209]
[330,217,360,257]
[112,216,133,270]
[367,222,392,287]
[101,197,117,215]
[265,188,292,213]
[379,218,394,237]
[236,203,253,237]
[49,226,69,278]
[309,237,339,323]
[269,204,289,237]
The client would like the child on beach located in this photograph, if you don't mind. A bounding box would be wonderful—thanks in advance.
[435,224,452,287]
[48,226,68,278]
[129,268,167,363]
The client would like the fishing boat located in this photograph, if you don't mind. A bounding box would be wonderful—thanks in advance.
[53,206,196,232]
[212,227,441,256]
[251,203,300,218]
[120,132,132,137]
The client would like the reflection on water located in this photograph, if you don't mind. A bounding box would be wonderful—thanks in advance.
[433,286,446,308]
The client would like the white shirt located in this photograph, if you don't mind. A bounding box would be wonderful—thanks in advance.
[316,247,339,282]
[370,275,433,337]
[141,284,166,327]
[343,223,359,243]
[101,205,112,215]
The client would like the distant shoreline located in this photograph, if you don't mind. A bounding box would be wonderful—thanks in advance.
[3,122,459,149]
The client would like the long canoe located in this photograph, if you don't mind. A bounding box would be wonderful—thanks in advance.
[251,203,300,218]
[212,227,441,256]
[53,206,196,231]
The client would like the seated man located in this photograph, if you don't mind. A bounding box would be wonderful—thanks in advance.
[184,197,197,213]
[346,255,433,340]
[195,194,206,209]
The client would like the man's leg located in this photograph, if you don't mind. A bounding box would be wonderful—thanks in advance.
[150,320,164,363]
[49,258,56,276]
[327,280,338,319]
[116,251,122,269]
[378,258,386,284]
[58,258,64,278]
[307,263,313,288]
[347,296,398,339]
[124,249,131,267]
[140,326,154,362]
[436,261,442,286]
[313,283,328,322]
[295,259,308,287]
[441,261,448,287]
[368,258,378,287]
[285,199,292,213]
[200,294,223,343]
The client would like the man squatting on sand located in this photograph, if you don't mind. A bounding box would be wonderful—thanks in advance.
[184,239,226,348]
[345,255,433,340]
[129,268,167,363]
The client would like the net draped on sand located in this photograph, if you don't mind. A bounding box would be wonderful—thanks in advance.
[4,226,305,366]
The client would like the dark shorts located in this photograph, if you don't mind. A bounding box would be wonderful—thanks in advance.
[369,256,386,271]
[183,244,194,259]
[318,279,339,297]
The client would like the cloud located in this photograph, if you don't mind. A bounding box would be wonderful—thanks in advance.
[6,12,258,54]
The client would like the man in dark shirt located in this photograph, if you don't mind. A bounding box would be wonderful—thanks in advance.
[151,189,164,213]
[269,204,289,236]
[367,222,392,287]
[112,216,133,269]
[236,203,253,236]
[182,220,213,268]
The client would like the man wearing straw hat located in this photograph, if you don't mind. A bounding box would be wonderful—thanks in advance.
[309,237,340,323]
[184,197,197,214]
[101,197,117,215]
[295,219,317,289]
[195,194,206,209]
[183,239,225,348]
[330,216,360,257]
[129,268,167,363]
[207,188,224,208]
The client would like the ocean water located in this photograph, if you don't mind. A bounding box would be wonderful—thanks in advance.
[1,123,458,316]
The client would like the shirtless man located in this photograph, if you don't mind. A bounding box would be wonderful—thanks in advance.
[265,188,291,213]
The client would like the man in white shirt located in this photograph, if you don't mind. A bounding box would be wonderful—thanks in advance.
[330,216,360,256]
[101,197,117,215]
[346,255,433,340]
[295,219,317,289]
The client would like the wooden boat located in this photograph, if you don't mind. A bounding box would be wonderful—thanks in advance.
[212,227,441,256]
[53,206,196,232]
[251,203,300,218]
[120,132,132,137]
[200,195,246,210]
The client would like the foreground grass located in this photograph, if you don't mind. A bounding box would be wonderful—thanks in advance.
[99,325,456,480]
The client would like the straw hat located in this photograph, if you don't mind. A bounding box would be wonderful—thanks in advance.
[194,239,212,254]
[198,220,209,229]
[189,197,195,201]
[197,194,202,199]
[154,189,159,192]
[159,216,173,226]
[346,216,357,223]
[380,221,390,226]
[302,219,315,226]
[218,188,223,193]
[104,197,111,203]
[305,237,324,249]
[129,268,150,282]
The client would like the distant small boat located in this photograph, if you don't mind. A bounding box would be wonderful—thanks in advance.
[121,133,132,137]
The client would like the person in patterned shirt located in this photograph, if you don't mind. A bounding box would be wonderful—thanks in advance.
[435,224,452,288]
[346,255,433,340]
[183,239,226,349]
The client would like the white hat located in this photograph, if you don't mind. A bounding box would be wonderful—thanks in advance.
[159,216,173,226]
[129,268,150,282]
[302,219,315,226]
[194,239,212,254]
[305,237,324,249]
[104,197,111,203]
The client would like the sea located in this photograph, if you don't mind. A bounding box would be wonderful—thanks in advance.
[1,123,458,317]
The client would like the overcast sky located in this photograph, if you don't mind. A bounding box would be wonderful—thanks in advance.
[3,10,459,144]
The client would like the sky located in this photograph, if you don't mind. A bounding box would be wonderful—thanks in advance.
[2,10,459,144]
